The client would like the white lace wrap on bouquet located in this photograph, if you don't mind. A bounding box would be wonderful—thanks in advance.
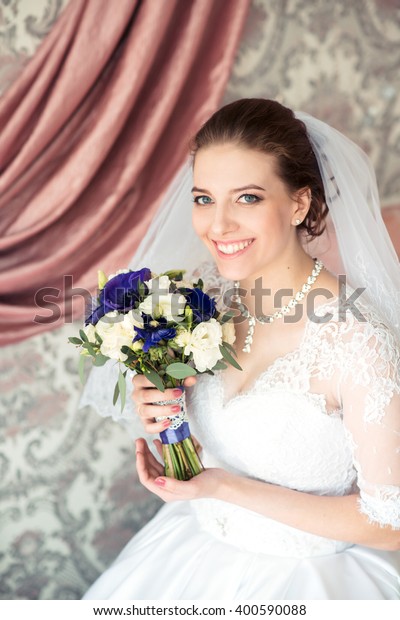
[154,391,189,430]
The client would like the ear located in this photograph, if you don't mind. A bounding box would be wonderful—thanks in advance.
[291,187,311,226]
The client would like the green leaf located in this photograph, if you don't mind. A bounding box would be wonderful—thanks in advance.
[95,332,103,345]
[79,329,88,342]
[138,281,146,298]
[112,381,120,407]
[97,270,108,291]
[120,347,137,364]
[69,337,83,345]
[222,340,238,358]
[220,310,236,324]
[78,355,86,384]
[212,360,228,371]
[166,362,197,380]
[118,369,127,412]
[219,344,242,371]
[121,345,137,364]
[82,342,96,357]
[92,353,109,366]
[163,270,185,281]
[168,340,181,352]
[143,366,165,392]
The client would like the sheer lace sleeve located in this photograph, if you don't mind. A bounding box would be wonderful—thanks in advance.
[339,313,400,529]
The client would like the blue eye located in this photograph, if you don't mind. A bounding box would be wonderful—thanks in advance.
[238,194,261,204]
[192,195,213,206]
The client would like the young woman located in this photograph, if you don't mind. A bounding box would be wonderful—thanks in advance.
[83,99,400,600]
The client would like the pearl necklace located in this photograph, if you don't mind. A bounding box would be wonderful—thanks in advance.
[233,258,324,353]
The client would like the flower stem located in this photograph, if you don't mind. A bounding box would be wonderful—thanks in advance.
[182,437,204,475]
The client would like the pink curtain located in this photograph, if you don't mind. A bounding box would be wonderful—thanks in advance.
[0,0,251,345]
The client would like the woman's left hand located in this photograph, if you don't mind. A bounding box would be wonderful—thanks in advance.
[135,437,233,502]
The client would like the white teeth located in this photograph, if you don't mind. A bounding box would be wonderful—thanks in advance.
[216,239,253,254]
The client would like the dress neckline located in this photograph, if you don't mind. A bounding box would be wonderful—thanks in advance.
[216,294,340,408]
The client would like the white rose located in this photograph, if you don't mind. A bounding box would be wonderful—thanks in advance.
[137,295,154,316]
[125,309,143,329]
[184,318,223,372]
[192,346,223,373]
[79,323,98,356]
[144,275,170,292]
[174,328,192,349]
[83,323,97,344]
[159,293,186,321]
[139,292,186,322]
[96,311,135,362]
[221,321,236,345]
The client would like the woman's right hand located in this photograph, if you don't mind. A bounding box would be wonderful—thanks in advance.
[131,374,197,434]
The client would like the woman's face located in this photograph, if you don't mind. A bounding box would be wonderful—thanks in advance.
[192,143,302,282]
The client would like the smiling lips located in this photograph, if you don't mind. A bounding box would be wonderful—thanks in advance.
[213,238,255,257]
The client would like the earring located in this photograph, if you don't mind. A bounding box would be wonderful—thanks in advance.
[295,218,301,225]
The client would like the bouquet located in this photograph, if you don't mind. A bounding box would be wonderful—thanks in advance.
[69,267,241,480]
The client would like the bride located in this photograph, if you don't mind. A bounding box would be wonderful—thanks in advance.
[82,99,400,600]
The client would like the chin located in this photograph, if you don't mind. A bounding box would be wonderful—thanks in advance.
[214,261,252,282]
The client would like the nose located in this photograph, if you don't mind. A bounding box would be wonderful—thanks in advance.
[209,202,238,237]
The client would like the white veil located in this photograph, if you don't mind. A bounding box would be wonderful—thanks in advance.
[79,110,400,427]
[78,159,211,434]
[129,158,210,273]
[297,112,400,339]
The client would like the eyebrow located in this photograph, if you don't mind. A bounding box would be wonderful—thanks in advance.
[191,184,266,193]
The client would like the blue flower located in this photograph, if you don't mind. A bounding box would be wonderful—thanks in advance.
[85,268,151,325]
[133,315,176,353]
[183,288,217,323]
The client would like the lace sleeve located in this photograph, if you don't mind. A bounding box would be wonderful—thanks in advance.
[339,314,400,529]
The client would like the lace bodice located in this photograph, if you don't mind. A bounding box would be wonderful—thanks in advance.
[80,260,400,557]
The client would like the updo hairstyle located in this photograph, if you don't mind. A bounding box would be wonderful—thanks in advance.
[189,98,328,239]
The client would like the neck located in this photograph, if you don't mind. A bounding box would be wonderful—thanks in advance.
[237,252,318,317]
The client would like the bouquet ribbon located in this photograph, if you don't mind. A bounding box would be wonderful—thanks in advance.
[160,421,191,445]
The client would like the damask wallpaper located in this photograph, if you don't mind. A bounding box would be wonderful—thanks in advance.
[0,0,68,94]
[223,0,400,205]
[1,0,400,600]
[0,322,162,599]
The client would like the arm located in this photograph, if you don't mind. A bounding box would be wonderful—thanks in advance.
[136,440,400,551]
[136,320,400,551]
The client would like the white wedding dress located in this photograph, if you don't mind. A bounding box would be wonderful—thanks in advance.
[82,263,400,600]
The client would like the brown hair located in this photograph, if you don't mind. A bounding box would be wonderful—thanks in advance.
[189,98,328,239]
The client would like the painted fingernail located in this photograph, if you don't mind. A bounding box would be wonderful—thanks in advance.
[171,405,180,413]
[154,477,166,487]
[173,389,182,397]
[162,419,171,428]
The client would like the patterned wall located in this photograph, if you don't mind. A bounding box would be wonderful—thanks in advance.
[1,0,400,600]
[223,0,400,205]
[0,326,162,599]
[0,0,68,94]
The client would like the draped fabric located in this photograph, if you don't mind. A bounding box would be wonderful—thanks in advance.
[0,0,251,345]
